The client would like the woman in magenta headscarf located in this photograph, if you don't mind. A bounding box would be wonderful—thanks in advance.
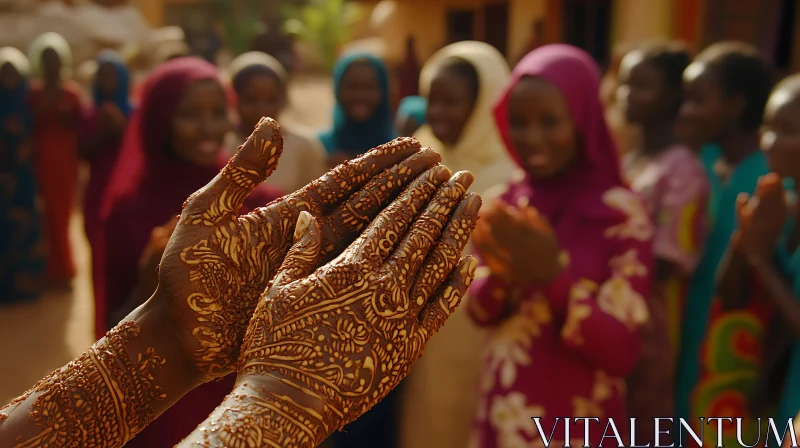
[96,57,281,447]
[467,44,654,447]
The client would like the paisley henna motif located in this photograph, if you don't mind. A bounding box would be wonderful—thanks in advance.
[202,169,484,447]
[160,118,441,381]
[0,321,165,447]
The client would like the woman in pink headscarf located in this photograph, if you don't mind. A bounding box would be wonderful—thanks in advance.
[96,57,282,447]
[467,44,654,447]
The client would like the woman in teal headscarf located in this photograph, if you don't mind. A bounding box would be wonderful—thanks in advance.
[674,42,773,445]
[319,52,396,166]
[0,47,46,303]
[395,95,426,137]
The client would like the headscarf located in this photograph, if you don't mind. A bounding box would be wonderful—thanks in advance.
[101,57,227,210]
[0,47,30,125]
[228,50,288,92]
[27,32,72,79]
[414,41,515,193]
[396,95,427,126]
[93,50,133,117]
[319,52,396,155]
[494,44,623,223]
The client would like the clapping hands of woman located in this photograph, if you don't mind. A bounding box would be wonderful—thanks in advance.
[179,154,481,447]
[736,172,790,264]
[472,199,563,287]
[2,118,482,448]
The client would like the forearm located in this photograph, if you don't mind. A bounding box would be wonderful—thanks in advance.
[176,374,330,448]
[0,297,201,447]
[716,242,751,311]
[750,257,800,336]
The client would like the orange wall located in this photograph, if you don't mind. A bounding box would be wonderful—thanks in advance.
[372,0,544,64]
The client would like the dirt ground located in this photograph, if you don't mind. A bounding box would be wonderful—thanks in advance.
[0,75,334,404]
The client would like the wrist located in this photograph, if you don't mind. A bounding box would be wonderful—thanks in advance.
[130,293,203,388]
[224,373,332,447]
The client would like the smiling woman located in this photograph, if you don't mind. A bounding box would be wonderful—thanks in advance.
[319,52,397,166]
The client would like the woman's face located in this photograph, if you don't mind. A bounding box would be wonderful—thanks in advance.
[679,62,730,146]
[426,65,476,146]
[237,72,284,131]
[171,79,230,166]
[0,62,22,92]
[338,60,382,123]
[507,77,578,180]
[96,62,119,98]
[41,48,61,82]
[617,52,667,124]
[762,86,800,181]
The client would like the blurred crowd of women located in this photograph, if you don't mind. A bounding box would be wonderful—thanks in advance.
[2,28,800,448]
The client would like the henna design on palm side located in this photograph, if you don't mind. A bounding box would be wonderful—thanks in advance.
[205,169,484,447]
[161,118,442,382]
[0,322,165,448]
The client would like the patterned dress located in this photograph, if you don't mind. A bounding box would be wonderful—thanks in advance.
[624,145,710,439]
[675,146,771,445]
[468,185,654,447]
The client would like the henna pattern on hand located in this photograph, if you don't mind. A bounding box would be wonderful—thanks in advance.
[192,169,483,447]
[159,118,441,382]
[0,321,165,447]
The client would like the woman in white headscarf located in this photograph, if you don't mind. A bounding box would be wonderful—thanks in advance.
[400,41,515,448]
[225,51,326,194]
[28,32,83,287]
[413,40,516,195]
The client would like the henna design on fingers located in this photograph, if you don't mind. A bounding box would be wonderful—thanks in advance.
[0,322,165,447]
[160,118,439,382]
[411,192,482,309]
[222,176,482,447]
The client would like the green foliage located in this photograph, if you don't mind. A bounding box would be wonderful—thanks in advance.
[280,0,363,70]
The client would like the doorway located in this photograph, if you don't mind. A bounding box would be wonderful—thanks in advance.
[446,9,476,45]
[483,2,509,57]
[562,0,612,67]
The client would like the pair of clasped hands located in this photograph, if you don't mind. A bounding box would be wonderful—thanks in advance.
[140,117,487,441]
[735,172,794,263]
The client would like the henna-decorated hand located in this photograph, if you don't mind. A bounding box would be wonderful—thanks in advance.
[152,118,442,383]
[214,168,482,446]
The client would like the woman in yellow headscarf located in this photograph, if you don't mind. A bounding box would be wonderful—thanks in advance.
[28,32,83,286]
[400,41,515,448]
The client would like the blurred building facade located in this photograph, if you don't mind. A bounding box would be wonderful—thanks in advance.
[357,0,800,73]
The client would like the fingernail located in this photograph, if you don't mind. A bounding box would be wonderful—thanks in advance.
[294,211,312,239]
[466,193,483,210]
[452,170,475,188]
[433,165,453,180]
[461,257,478,285]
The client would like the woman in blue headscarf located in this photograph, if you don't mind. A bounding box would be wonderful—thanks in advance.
[395,95,426,137]
[319,52,396,166]
[80,50,132,250]
[0,47,46,303]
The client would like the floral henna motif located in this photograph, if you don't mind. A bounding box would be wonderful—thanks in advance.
[167,117,440,382]
[0,321,165,448]
[226,169,482,446]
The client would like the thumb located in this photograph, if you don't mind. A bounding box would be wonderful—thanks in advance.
[271,211,322,289]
